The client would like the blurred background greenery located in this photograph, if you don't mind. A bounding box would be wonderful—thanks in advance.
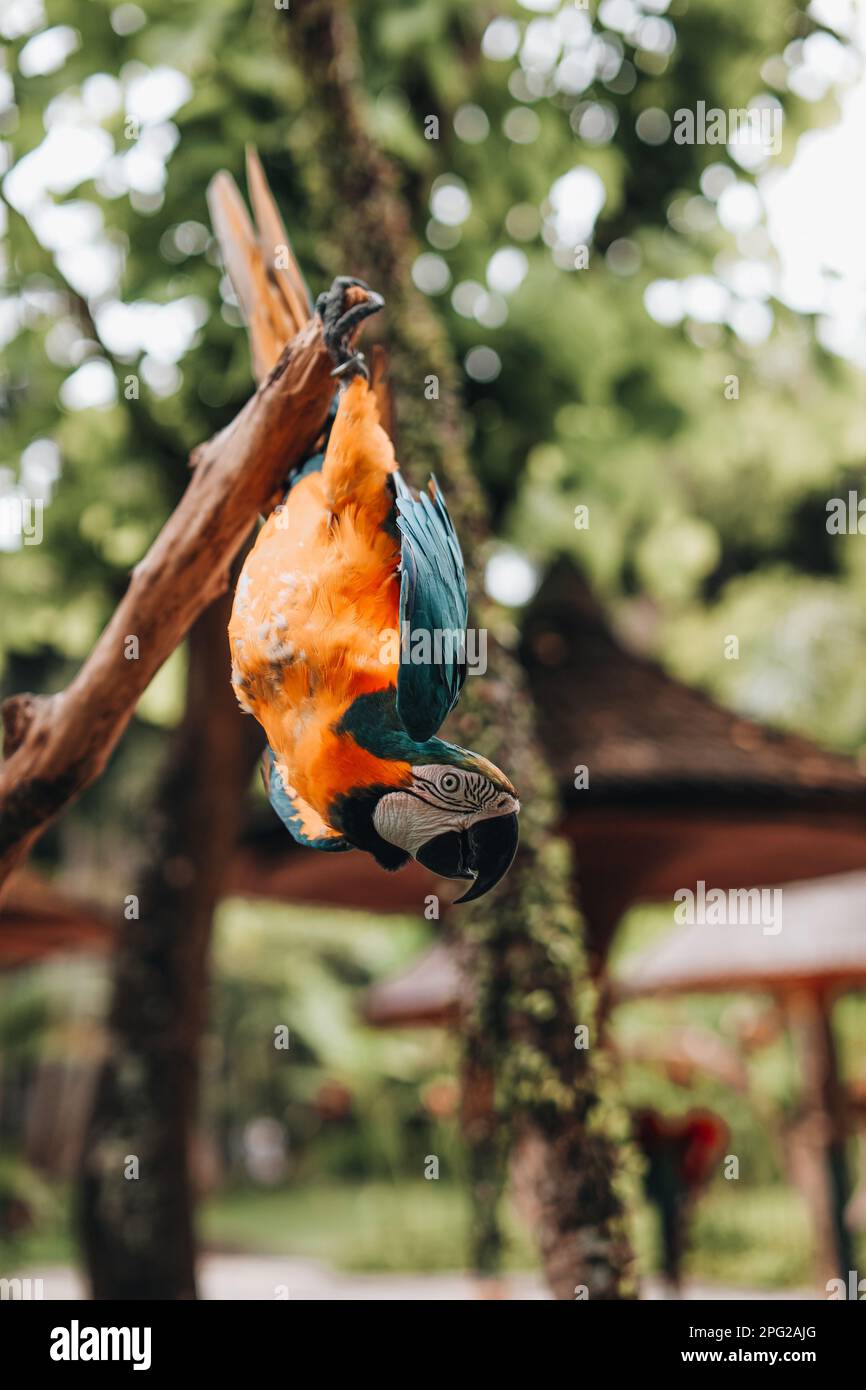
[2,0,866,1294]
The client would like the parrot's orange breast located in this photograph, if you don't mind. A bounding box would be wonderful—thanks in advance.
[229,378,411,818]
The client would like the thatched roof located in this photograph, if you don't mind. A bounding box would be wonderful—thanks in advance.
[616,870,866,998]
[366,873,866,1027]
[521,560,866,811]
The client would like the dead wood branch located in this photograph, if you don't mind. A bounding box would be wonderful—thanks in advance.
[0,292,373,896]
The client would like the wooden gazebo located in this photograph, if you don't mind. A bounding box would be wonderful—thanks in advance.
[615,868,866,1286]
[521,560,866,964]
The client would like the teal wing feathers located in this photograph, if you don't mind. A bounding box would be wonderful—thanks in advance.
[261,747,351,852]
[394,472,469,742]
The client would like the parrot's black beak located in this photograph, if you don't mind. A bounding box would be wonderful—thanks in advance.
[415,812,519,904]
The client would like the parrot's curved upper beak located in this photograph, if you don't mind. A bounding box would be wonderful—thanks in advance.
[415,812,519,904]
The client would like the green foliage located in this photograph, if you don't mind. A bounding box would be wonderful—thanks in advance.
[3,0,863,839]
[207,900,457,1181]
[2,0,864,1289]
[201,1180,537,1274]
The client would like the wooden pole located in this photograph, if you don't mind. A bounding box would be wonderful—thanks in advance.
[785,987,854,1287]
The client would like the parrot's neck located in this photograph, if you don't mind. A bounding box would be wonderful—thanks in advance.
[327,687,478,870]
[337,688,463,767]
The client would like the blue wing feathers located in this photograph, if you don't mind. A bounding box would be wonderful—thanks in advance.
[261,747,351,852]
[394,472,469,742]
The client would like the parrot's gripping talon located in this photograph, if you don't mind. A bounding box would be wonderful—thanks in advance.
[331,351,369,382]
[317,277,384,381]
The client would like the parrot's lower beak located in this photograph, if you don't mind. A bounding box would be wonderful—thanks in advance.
[415,812,519,904]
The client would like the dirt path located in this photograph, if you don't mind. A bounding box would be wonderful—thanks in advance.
[10,1257,817,1301]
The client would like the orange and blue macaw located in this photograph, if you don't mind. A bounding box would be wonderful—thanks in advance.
[210,152,519,901]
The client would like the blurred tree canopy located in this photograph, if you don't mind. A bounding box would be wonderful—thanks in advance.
[3,0,866,1295]
[1,0,865,887]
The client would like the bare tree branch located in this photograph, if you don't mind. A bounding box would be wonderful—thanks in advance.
[0,301,368,896]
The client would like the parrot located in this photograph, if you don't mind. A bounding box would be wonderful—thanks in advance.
[208,151,519,903]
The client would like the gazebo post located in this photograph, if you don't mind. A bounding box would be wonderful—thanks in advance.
[784,987,854,1287]
[616,870,866,1294]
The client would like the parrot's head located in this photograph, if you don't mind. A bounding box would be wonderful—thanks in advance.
[356,749,519,903]
[328,695,519,901]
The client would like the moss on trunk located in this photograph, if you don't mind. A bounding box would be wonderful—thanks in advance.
[287,0,636,1299]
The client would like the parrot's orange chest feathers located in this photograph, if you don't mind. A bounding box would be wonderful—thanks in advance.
[214,150,518,898]
[229,378,409,818]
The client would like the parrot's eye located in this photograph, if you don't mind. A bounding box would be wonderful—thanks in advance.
[440,772,460,793]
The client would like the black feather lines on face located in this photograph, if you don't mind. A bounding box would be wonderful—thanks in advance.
[411,769,498,815]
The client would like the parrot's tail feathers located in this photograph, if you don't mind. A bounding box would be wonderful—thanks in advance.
[245,146,312,333]
[207,151,311,383]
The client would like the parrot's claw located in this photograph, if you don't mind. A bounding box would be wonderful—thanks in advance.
[317,276,384,383]
[331,351,368,381]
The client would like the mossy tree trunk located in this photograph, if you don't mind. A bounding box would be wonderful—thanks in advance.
[78,595,258,1299]
[288,0,635,1299]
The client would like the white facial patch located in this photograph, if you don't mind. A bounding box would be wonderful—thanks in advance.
[373,764,519,855]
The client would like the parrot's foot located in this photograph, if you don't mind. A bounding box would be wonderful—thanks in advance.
[316,276,384,382]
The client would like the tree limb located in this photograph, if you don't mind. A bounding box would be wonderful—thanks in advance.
[0,300,365,895]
